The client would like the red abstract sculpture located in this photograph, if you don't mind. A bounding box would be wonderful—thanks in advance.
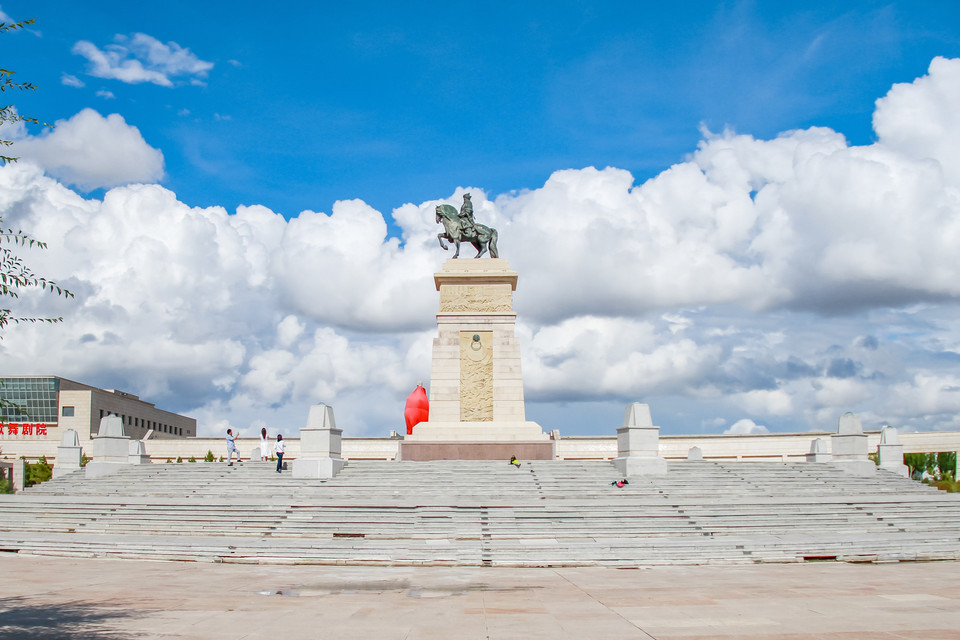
[404,384,429,435]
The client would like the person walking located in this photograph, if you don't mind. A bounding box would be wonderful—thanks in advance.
[273,434,286,473]
[225,428,241,466]
[259,427,269,461]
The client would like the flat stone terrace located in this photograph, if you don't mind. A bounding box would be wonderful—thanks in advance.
[0,460,958,567]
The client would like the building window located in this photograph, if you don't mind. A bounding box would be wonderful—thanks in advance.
[62,406,75,417]
[0,377,60,423]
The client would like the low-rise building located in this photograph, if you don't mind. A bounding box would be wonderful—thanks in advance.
[0,376,196,442]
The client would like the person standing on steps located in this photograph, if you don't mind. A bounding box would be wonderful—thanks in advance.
[273,434,285,473]
[226,428,241,466]
[259,427,269,461]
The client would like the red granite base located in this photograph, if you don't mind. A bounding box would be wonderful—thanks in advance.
[399,441,555,461]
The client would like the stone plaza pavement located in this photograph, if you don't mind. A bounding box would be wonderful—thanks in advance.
[1,554,958,639]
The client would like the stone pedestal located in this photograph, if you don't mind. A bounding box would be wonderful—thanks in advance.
[128,439,150,465]
[830,412,876,476]
[613,403,667,476]
[805,437,832,463]
[293,404,345,479]
[54,429,83,478]
[686,446,703,461]
[399,441,555,461]
[408,258,545,444]
[877,426,908,477]
[86,415,133,478]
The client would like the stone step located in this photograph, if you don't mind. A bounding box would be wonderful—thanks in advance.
[5,459,959,566]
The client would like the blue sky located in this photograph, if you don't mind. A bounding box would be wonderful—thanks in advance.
[3,1,960,439]
[5,1,957,219]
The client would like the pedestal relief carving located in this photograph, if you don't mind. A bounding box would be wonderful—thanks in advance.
[440,284,513,313]
[460,331,493,421]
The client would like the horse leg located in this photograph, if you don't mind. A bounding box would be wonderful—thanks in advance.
[487,229,499,259]
[473,239,486,258]
[452,238,461,258]
[438,233,449,251]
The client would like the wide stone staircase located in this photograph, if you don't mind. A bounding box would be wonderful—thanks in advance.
[1,459,958,566]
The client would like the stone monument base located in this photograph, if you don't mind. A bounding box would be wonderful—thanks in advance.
[832,459,877,476]
[85,461,127,479]
[613,455,668,476]
[405,421,546,442]
[292,457,345,479]
[400,440,555,461]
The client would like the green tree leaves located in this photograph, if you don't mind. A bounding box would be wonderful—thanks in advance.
[0,18,73,334]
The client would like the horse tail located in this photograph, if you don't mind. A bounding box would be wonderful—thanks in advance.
[488,228,499,258]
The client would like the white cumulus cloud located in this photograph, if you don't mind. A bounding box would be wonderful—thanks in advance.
[874,56,960,188]
[11,108,164,190]
[724,419,769,435]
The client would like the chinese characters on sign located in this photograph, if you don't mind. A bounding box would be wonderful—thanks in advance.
[0,423,49,437]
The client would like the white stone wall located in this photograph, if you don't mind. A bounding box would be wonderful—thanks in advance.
[3,431,959,465]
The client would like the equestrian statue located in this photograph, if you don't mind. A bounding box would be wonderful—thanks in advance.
[436,193,499,258]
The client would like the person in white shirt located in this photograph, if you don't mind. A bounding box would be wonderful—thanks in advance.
[273,434,286,473]
[259,427,269,461]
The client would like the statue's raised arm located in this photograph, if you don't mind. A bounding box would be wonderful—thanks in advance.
[436,193,499,258]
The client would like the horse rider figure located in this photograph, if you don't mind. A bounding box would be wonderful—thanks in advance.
[435,193,499,258]
[459,193,477,238]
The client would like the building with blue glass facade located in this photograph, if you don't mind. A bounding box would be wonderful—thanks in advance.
[0,376,195,441]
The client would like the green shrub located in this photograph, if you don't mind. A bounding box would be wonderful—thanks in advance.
[80,453,91,468]
[937,452,956,478]
[24,456,53,487]
[188,456,196,463]
[176,456,183,463]
[166,458,172,463]
[204,450,215,462]
[925,477,959,493]
[904,452,937,478]
[905,452,957,480]
[0,477,13,494]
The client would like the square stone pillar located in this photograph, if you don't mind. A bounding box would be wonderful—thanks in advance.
[293,404,345,479]
[805,437,832,463]
[613,403,667,476]
[830,412,875,475]
[877,426,908,477]
[86,415,132,479]
[408,258,545,443]
[54,428,83,478]
[13,458,25,492]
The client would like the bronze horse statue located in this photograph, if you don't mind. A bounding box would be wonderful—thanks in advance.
[436,203,499,258]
